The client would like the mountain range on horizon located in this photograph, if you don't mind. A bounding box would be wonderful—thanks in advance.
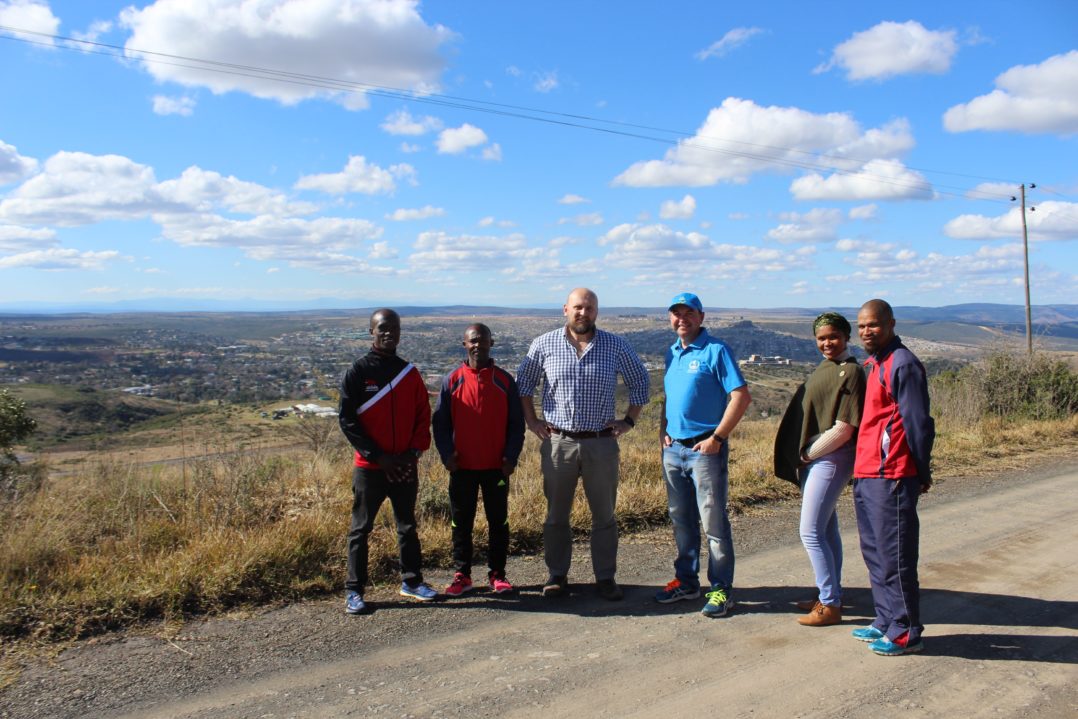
[1,299,1076,328]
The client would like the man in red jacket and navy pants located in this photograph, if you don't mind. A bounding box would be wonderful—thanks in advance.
[852,299,935,655]
[433,323,525,596]
[339,308,435,614]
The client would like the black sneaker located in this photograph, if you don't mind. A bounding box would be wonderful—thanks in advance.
[542,575,568,598]
[597,578,624,601]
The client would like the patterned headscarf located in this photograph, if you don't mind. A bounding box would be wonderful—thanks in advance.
[813,311,851,338]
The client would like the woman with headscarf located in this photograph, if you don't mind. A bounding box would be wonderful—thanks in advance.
[774,312,865,626]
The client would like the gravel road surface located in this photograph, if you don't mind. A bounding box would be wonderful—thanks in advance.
[3,460,1076,718]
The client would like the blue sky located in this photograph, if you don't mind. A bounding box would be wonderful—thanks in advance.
[1,1,1076,311]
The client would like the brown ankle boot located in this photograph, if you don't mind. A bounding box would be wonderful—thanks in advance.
[798,602,841,626]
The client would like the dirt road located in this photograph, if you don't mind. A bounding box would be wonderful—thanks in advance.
[4,463,1076,718]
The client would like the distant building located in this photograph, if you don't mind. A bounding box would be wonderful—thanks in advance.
[739,354,791,367]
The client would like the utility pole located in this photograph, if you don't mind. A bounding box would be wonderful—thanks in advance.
[1018,184,1034,356]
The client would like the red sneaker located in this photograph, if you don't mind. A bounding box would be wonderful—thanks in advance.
[490,575,514,594]
[444,572,474,597]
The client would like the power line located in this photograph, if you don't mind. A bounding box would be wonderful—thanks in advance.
[0,25,1026,203]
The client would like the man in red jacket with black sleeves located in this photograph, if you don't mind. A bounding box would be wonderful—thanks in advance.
[433,323,525,596]
[338,308,435,614]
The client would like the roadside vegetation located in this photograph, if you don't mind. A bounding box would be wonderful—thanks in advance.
[1,350,1075,643]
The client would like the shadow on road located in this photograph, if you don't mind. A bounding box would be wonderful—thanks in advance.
[360,583,1078,664]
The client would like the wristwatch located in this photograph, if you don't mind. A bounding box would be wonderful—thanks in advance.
[622,415,636,428]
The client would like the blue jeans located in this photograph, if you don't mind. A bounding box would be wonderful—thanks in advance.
[661,441,734,591]
[798,443,855,607]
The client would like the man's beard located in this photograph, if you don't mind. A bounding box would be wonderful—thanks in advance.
[570,319,595,334]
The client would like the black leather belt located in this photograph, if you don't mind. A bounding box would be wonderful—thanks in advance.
[550,427,614,439]
[673,430,717,447]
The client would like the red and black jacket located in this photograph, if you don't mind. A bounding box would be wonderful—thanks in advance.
[432,361,525,471]
[338,350,431,469]
[854,336,935,483]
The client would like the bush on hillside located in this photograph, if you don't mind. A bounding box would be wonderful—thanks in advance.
[933,349,1078,423]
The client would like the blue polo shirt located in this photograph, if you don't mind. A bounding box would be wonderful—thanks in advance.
[664,327,746,439]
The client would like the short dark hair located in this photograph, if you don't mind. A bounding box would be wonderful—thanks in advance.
[369,308,399,329]
[860,299,894,323]
[465,322,491,339]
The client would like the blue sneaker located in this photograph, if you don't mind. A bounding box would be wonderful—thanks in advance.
[655,579,701,604]
[851,626,885,642]
[399,582,438,602]
[345,591,366,614]
[701,588,733,618]
[869,636,924,656]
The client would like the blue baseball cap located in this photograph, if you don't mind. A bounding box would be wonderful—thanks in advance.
[668,292,703,312]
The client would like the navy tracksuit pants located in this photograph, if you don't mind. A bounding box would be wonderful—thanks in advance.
[853,475,924,645]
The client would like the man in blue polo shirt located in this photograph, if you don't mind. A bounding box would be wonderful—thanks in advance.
[656,292,752,617]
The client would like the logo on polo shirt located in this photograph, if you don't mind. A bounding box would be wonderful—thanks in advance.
[688,359,700,374]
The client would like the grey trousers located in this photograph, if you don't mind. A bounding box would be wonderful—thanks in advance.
[541,434,620,580]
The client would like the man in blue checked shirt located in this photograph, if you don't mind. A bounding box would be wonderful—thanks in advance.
[655,292,751,618]
[516,287,650,601]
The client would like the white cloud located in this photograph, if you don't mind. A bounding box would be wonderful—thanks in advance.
[599,223,797,275]
[478,216,515,228]
[967,182,1020,201]
[0,140,38,184]
[533,70,559,93]
[0,149,391,270]
[614,99,913,187]
[728,212,750,221]
[71,19,113,44]
[294,155,414,195]
[695,27,764,60]
[266,267,279,273]
[0,248,122,270]
[157,212,382,253]
[0,151,174,226]
[399,142,421,153]
[481,142,503,162]
[788,280,810,295]
[368,240,397,259]
[767,208,844,243]
[848,204,878,220]
[505,65,521,77]
[386,205,445,221]
[943,51,1078,135]
[558,212,604,227]
[152,95,196,116]
[816,21,957,81]
[831,242,1027,290]
[159,166,314,215]
[0,224,55,252]
[380,109,443,136]
[436,124,488,154]
[408,230,540,272]
[118,0,452,109]
[790,159,933,201]
[943,201,1078,242]
[659,194,696,220]
[0,0,60,44]
[558,194,589,205]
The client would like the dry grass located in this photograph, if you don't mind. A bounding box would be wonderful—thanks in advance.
[2,392,1076,644]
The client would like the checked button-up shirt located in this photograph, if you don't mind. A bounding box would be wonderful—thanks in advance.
[516,327,650,432]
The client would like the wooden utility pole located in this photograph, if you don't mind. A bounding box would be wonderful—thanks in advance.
[1020,184,1033,355]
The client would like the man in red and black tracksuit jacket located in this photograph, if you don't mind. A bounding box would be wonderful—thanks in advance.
[852,299,936,656]
[338,309,434,611]
[432,323,525,596]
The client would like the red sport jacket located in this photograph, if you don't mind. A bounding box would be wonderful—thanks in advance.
[432,361,525,471]
[854,336,935,482]
[338,350,431,469]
